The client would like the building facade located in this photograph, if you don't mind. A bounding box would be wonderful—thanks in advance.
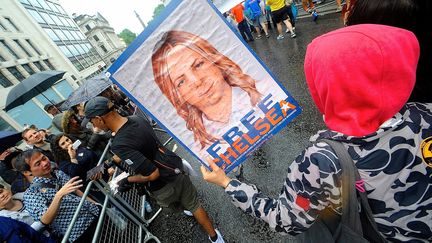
[0,0,106,131]
[73,13,126,65]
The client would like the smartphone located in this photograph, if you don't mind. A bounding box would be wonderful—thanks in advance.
[72,140,82,150]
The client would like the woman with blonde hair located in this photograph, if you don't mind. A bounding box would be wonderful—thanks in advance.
[152,30,262,149]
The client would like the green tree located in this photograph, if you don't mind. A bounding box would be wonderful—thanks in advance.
[152,4,165,19]
[118,29,137,46]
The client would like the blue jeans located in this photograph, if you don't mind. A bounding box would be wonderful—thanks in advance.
[237,20,254,41]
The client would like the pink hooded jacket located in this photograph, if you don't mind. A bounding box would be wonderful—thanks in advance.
[304,24,420,136]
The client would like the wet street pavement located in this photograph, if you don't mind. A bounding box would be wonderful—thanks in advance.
[148,12,344,243]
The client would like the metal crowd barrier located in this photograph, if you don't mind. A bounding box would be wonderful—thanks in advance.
[61,105,177,242]
[61,134,171,242]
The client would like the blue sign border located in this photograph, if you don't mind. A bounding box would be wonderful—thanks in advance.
[107,0,302,172]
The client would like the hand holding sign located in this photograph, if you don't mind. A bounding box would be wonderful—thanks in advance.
[200,158,231,188]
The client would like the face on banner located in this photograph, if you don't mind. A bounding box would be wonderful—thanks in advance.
[108,0,301,172]
[165,44,230,114]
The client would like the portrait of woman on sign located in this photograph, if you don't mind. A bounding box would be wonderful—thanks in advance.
[152,30,264,149]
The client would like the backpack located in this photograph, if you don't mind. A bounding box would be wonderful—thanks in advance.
[0,216,55,243]
[302,139,387,243]
[152,146,185,182]
[291,4,298,21]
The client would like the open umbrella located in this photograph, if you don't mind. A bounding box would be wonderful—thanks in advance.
[4,70,66,111]
[59,74,112,111]
[0,131,22,152]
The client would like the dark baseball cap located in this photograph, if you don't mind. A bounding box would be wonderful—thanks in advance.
[84,96,113,119]
[44,104,55,111]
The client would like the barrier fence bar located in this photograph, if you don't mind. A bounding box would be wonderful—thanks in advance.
[92,195,110,243]
[61,139,112,242]
[62,108,174,242]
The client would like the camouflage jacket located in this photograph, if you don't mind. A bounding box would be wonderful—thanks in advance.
[225,103,432,242]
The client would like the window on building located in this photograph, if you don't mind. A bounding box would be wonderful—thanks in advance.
[7,67,25,81]
[0,72,13,87]
[71,75,76,80]
[27,9,45,23]
[100,45,108,53]
[77,54,91,67]
[0,21,8,31]
[64,30,74,40]
[54,4,67,15]
[0,40,20,59]
[67,45,80,56]
[74,44,85,55]
[66,18,75,27]
[51,15,63,26]
[85,24,91,31]
[43,59,55,69]
[71,30,81,40]
[7,100,52,129]
[46,1,59,13]
[73,31,83,40]
[93,35,99,41]
[22,64,35,75]
[13,40,32,57]
[53,79,73,98]
[28,0,42,8]
[19,0,31,5]
[4,17,20,31]
[59,45,73,57]
[0,117,16,132]
[40,12,55,25]
[78,31,86,39]
[36,0,50,10]
[43,28,59,41]
[71,59,84,71]
[35,88,62,105]
[33,61,45,71]
[59,17,69,27]
[54,29,67,40]
[26,39,41,55]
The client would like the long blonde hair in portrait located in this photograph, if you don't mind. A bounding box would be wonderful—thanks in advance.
[152,30,261,148]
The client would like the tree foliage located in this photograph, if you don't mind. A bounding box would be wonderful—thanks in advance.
[152,4,165,19]
[118,28,137,46]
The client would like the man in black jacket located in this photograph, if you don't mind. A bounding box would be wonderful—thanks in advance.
[84,96,224,243]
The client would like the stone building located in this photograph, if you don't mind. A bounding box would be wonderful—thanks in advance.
[0,0,105,131]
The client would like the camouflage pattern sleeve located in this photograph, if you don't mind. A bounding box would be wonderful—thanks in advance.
[224,142,343,235]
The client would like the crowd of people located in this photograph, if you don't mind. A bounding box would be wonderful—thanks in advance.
[0,0,431,242]
[225,0,343,41]
[0,85,124,242]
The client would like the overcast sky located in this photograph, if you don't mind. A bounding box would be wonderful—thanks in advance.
[59,0,163,34]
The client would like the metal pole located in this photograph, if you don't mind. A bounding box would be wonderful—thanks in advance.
[61,140,112,242]
[92,196,110,243]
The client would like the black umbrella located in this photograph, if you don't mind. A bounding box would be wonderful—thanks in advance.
[4,70,66,111]
[0,130,22,152]
[59,74,112,111]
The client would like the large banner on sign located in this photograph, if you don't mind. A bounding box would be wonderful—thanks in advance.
[107,0,301,173]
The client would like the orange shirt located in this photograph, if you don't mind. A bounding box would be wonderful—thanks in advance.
[231,4,245,23]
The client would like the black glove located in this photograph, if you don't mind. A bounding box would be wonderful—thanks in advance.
[117,177,133,193]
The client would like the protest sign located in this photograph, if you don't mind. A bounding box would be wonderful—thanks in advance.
[107,0,301,172]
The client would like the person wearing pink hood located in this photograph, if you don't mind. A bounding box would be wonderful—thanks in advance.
[201,24,432,242]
